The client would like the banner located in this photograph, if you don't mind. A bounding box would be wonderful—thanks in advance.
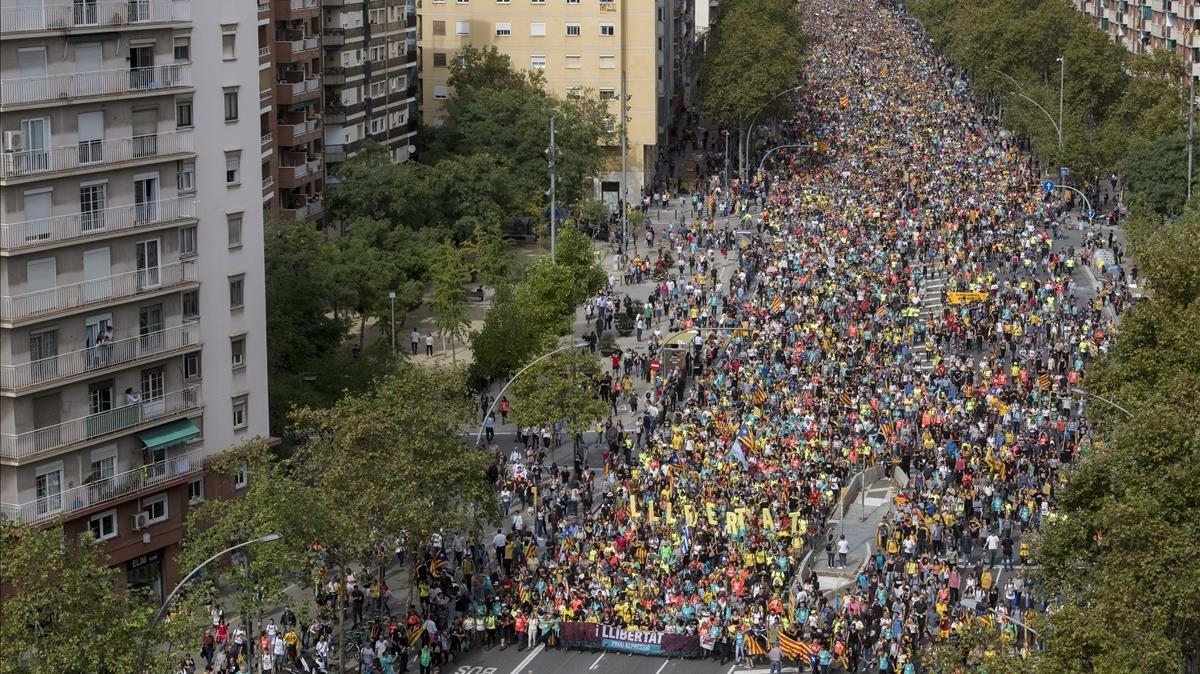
[946,291,988,304]
[559,622,703,658]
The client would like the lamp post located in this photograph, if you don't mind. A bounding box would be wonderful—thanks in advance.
[143,534,283,673]
[1057,56,1065,151]
[475,341,589,448]
[1070,387,1133,418]
[722,129,730,187]
[388,291,396,357]
[988,67,1063,149]
[756,143,811,176]
[742,85,804,179]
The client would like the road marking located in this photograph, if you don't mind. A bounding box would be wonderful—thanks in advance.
[726,665,737,674]
[655,659,670,674]
[508,644,544,674]
[589,653,605,670]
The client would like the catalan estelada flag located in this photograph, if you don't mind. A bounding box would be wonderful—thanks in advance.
[430,559,446,578]
[770,296,784,314]
[778,632,812,661]
[745,633,768,657]
[880,421,895,439]
[875,305,886,320]
[1038,373,1051,391]
[840,393,852,408]
[753,388,768,407]
[408,626,425,646]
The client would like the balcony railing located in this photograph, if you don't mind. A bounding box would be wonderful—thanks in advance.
[1,323,200,392]
[261,133,273,151]
[282,197,323,220]
[1,196,195,252]
[0,386,202,462]
[0,0,191,35]
[275,77,321,104]
[326,144,346,163]
[277,118,320,145]
[1,63,191,108]
[0,448,205,522]
[281,157,322,182]
[1,259,197,322]
[288,0,319,9]
[0,130,194,180]
[324,27,345,46]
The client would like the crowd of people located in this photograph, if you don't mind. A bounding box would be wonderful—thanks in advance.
[184,0,1133,672]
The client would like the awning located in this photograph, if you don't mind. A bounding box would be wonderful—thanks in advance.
[138,419,200,452]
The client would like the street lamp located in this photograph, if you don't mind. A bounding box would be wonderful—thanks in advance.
[756,143,811,176]
[1070,387,1133,418]
[142,534,283,673]
[743,85,804,179]
[475,341,589,448]
[722,130,731,187]
[987,67,1063,149]
[388,291,396,357]
[1057,56,1065,152]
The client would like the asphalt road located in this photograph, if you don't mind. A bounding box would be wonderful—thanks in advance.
[441,644,793,674]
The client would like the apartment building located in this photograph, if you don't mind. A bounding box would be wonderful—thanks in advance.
[1072,0,1200,78]
[323,0,420,172]
[417,0,675,199]
[0,0,270,597]
[258,0,326,221]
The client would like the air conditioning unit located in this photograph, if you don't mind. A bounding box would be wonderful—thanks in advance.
[131,512,150,530]
[3,130,24,152]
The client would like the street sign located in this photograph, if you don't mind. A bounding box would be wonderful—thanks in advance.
[1059,166,1069,177]
[1042,180,1055,193]
[1086,209,1095,220]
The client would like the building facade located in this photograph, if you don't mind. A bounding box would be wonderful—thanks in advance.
[258,0,327,221]
[416,0,675,199]
[1072,0,1200,78]
[0,0,270,597]
[323,0,420,173]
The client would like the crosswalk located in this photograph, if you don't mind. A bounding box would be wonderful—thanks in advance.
[913,270,948,372]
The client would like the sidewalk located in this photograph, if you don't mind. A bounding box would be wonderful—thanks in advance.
[810,478,894,596]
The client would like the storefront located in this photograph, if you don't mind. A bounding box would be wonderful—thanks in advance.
[126,549,165,603]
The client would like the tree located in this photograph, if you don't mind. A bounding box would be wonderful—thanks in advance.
[509,347,609,467]
[1118,134,1194,219]
[0,521,182,674]
[448,45,545,93]
[430,239,473,360]
[919,618,1040,674]
[470,282,553,382]
[700,0,805,176]
[460,216,513,287]
[515,225,608,338]
[332,217,416,351]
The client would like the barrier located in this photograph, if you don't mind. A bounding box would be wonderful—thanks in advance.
[560,622,702,657]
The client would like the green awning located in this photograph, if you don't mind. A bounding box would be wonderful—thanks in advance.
[138,419,200,452]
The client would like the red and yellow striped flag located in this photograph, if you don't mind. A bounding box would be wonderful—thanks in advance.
[753,388,768,407]
[770,296,784,314]
[745,633,768,657]
[778,632,812,661]
[1038,373,1051,391]
[408,626,425,646]
[840,393,852,408]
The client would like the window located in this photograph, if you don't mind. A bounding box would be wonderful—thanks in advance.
[227,213,242,249]
[223,88,238,122]
[141,366,164,400]
[599,55,615,69]
[433,52,447,68]
[565,22,581,36]
[369,44,386,61]
[565,55,581,69]
[224,152,240,185]
[389,75,407,91]
[369,7,385,23]
[184,351,201,379]
[369,117,385,134]
[455,20,470,35]
[221,24,237,60]
[433,85,448,99]
[182,290,199,318]
[176,99,193,128]
[232,395,248,429]
[89,510,118,540]
[179,225,196,256]
[173,37,190,62]
[141,493,168,524]
[432,20,445,35]
[234,467,248,489]
[495,21,512,36]
[599,88,617,100]
[229,276,244,309]
[177,160,195,193]
[79,183,106,232]
[187,479,204,504]
[566,87,583,99]
[530,54,546,69]
[530,21,546,36]
[231,336,246,368]
[600,22,614,36]
[531,0,545,4]
[370,81,385,98]
[35,464,63,517]
[566,0,580,4]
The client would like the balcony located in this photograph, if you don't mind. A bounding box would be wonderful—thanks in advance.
[0,386,202,464]
[0,63,191,110]
[275,77,321,105]
[0,131,195,184]
[0,0,191,36]
[324,66,346,85]
[258,1,270,17]
[0,323,200,394]
[1,196,196,253]
[276,118,321,146]
[279,156,322,188]
[281,197,323,221]
[1,259,198,325]
[261,133,273,156]
[274,35,321,62]
[0,447,205,522]
[259,45,271,65]
[324,27,345,47]
[326,144,347,163]
[275,0,320,20]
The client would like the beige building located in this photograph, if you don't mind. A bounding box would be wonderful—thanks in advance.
[1071,0,1200,79]
[0,0,270,596]
[417,0,675,200]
